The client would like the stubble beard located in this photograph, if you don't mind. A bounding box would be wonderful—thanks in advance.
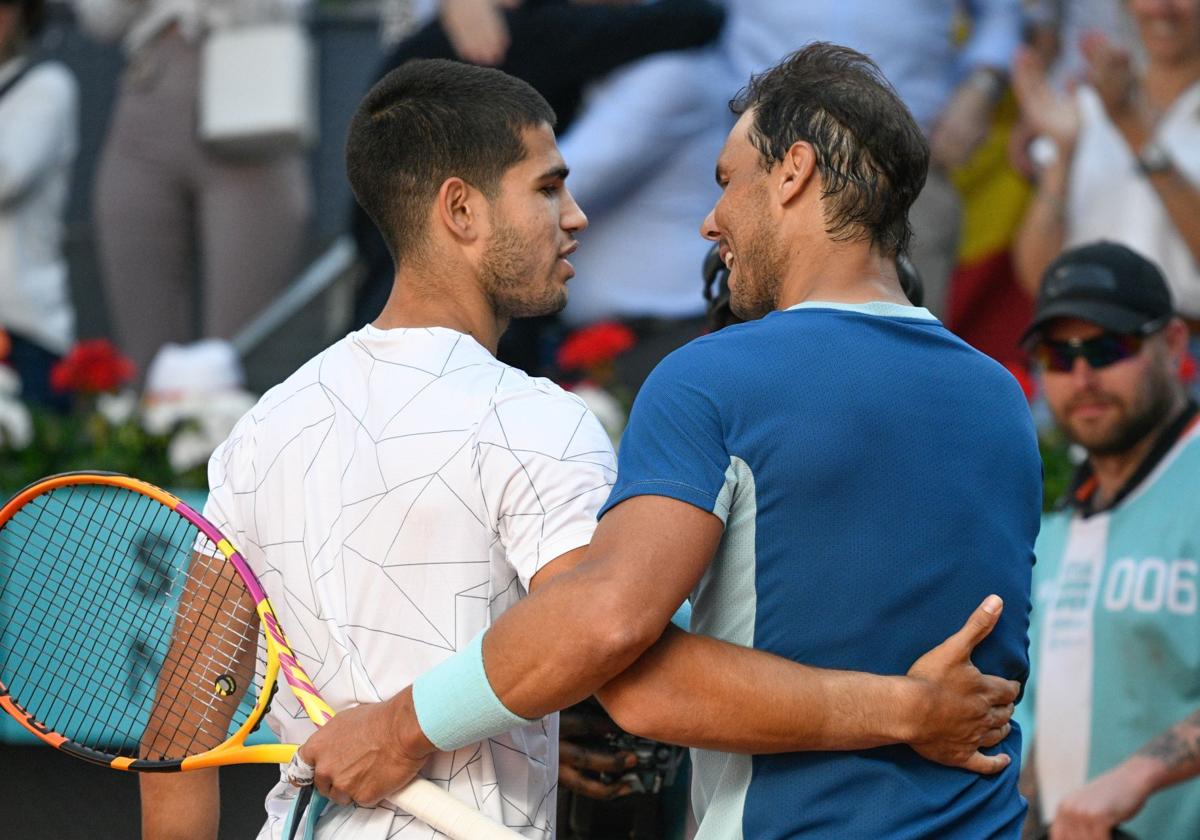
[728,216,786,322]
[1059,358,1178,456]
[481,222,567,320]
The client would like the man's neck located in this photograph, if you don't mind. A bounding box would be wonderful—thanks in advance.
[372,263,507,355]
[1143,56,1200,115]
[1088,396,1188,508]
[775,239,910,309]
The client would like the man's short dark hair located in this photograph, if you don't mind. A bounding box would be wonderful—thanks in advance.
[345,59,556,266]
[731,42,929,257]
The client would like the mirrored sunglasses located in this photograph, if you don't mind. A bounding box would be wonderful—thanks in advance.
[1032,332,1146,373]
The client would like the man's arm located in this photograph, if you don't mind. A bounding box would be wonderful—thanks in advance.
[141,771,220,840]
[296,495,1018,807]
[1051,709,1200,838]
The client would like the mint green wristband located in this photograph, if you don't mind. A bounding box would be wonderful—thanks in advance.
[412,631,534,752]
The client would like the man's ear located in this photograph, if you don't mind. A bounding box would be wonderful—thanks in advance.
[778,141,819,206]
[435,177,483,245]
[1164,317,1190,361]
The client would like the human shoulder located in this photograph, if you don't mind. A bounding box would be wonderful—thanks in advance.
[12,61,79,105]
[479,368,613,459]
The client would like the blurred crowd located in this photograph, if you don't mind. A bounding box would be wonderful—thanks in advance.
[3,0,1200,838]
[5,0,1196,405]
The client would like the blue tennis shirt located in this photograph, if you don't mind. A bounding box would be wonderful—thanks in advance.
[599,302,1042,839]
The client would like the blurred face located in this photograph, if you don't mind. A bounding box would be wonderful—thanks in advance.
[1129,0,1200,65]
[701,110,787,321]
[481,123,587,319]
[1039,318,1178,455]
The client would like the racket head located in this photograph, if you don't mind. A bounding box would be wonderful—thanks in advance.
[0,472,323,771]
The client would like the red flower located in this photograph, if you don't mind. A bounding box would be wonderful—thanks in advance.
[1181,351,1197,385]
[557,322,636,372]
[51,339,135,395]
[1005,362,1037,403]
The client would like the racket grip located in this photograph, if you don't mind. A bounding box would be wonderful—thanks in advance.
[387,778,527,840]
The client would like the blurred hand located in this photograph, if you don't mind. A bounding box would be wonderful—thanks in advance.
[1012,45,1080,157]
[904,596,1021,774]
[558,705,638,800]
[1080,31,1138,125]
[1050,761,1154,840]
[930,75,997,170]
[440,0,522,67]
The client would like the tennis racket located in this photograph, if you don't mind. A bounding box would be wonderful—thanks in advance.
[0,472,525,840]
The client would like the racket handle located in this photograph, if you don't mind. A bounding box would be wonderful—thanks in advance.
[387,778,528,840]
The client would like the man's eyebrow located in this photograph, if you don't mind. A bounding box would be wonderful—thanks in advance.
[540,165,570,181]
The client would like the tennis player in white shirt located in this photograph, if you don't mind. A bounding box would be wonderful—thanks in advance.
[141,59,1020,840]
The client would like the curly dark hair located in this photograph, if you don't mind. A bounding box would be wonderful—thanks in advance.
[730,42,929,258]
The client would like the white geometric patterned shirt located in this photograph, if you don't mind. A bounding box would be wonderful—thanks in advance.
[202,325,617,839]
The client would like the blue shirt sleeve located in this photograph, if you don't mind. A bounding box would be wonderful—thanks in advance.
[599,344,732,521]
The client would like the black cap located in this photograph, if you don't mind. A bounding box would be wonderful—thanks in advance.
[1022,241,1174,344]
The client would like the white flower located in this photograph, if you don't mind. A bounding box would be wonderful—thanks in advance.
[97,390,138,426]
[571,383,627,446]
[151,388,258,474]
[0,397,33,450]
[0,365,21,398]
[168,429,216,473]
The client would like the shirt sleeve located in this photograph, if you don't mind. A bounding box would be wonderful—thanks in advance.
[599,345,732,523]
[961,0,1023,72]
[0,66,78,206]
[475,386,617,589]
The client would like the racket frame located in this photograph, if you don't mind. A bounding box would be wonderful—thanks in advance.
[0,471,331,772]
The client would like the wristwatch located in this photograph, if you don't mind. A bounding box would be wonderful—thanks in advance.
[1137,140,1174,176]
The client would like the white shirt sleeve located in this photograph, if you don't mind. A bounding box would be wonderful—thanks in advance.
[0,65,78,206]
[475,386,617,589]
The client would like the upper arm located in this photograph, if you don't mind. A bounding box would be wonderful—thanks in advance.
[0,68,77,205]
[584,346,731,624]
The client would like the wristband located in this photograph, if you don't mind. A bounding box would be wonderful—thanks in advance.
[412,631,534,752]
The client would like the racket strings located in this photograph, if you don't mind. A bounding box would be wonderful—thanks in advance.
[1,485,153,745]
[0,484,266,761]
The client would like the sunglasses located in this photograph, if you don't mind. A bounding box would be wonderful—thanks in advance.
[1032,332,1148,373]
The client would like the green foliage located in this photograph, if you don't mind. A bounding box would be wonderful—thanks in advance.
[0,402,207,497]
[1038,428,1078,512]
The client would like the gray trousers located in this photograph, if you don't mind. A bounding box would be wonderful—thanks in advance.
[94,30,312,377]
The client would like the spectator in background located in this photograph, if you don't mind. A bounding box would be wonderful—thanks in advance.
[1012,0,1200,333]
[0,0,78,407]
[349,0,725,376]
[74,0,313,378]
[718,0,1023,315]
[1020,242,1200,839]
[1021,0,1135,90]
[556,45,728,392]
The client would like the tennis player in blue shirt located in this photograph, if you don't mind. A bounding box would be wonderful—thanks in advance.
[298,44,1041,838]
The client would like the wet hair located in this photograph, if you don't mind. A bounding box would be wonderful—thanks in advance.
[345,59,556,266]
[731,42,930,257]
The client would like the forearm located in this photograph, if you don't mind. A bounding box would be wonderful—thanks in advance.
[595,625,916,753]
[482,553,673,719]
[1015,158,1070,297]
[140,770,219,840]
[1125,707,1200,795]
[1112,113,1200,264]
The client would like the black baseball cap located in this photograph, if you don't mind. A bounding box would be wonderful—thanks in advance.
[1022,241,1174,344]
